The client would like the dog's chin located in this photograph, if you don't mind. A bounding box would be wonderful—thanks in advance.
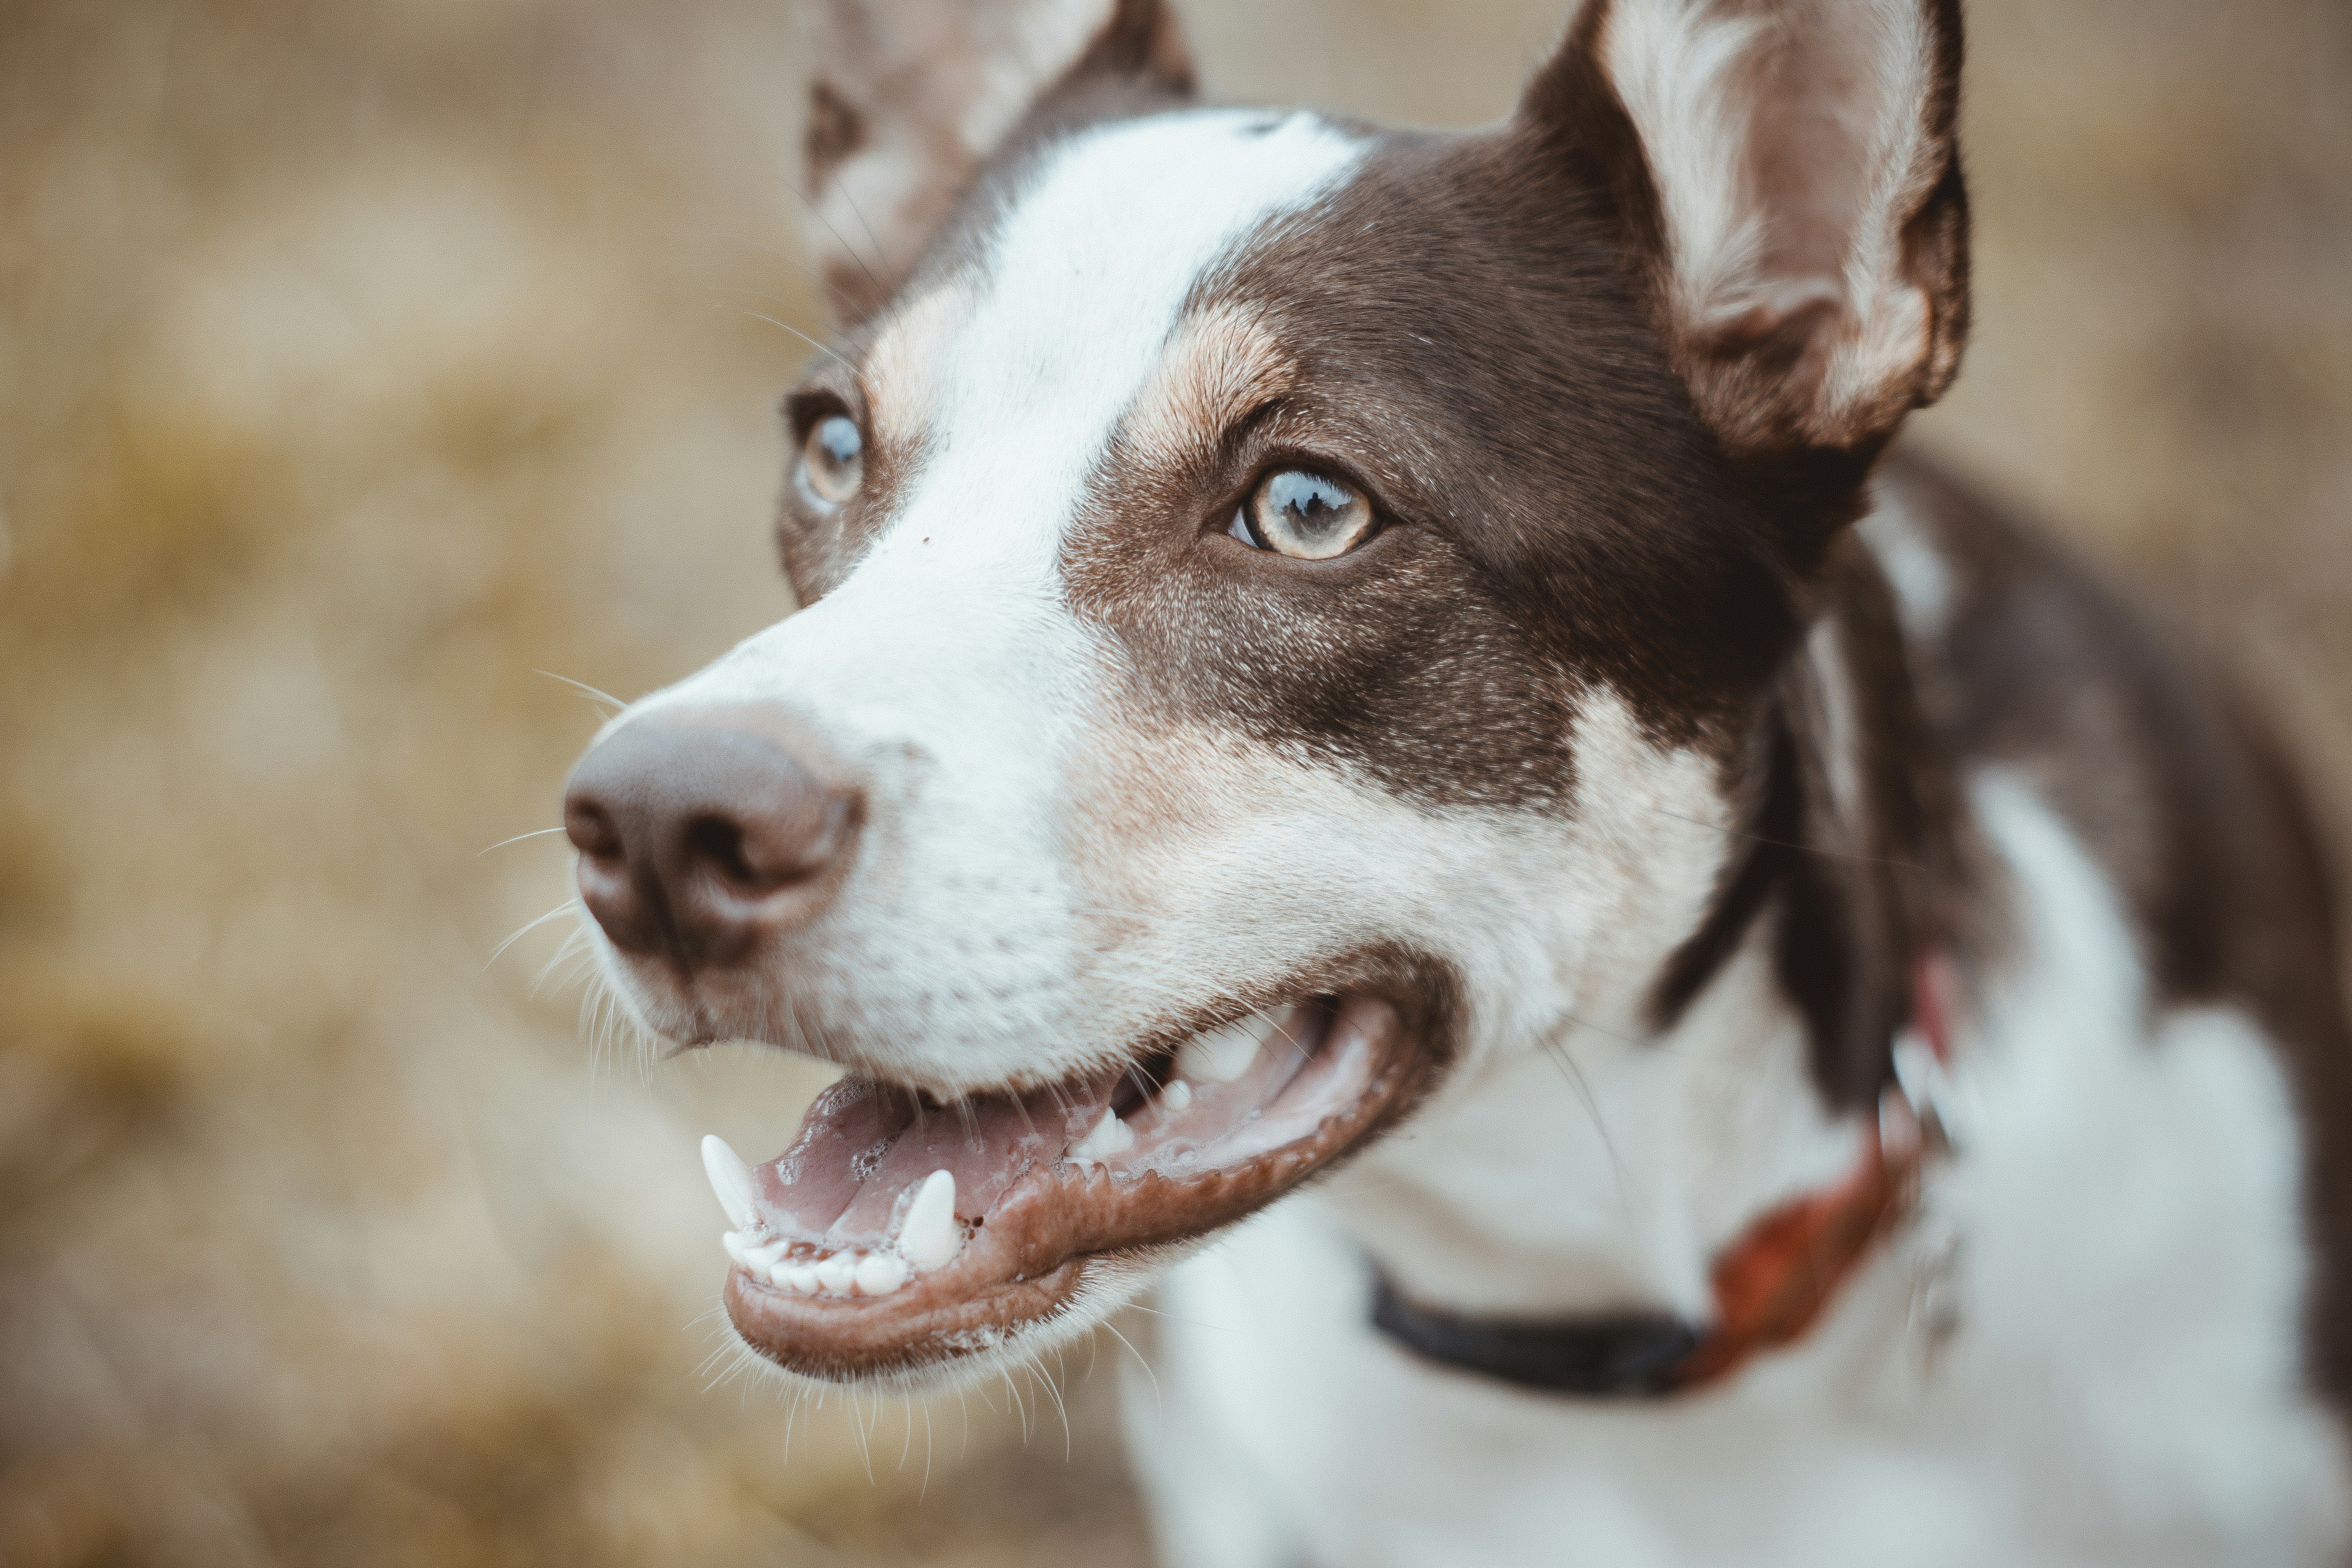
[688,986,1438,1388]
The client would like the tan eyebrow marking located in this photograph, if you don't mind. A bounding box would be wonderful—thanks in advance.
[1118,303,1296,473]
[860,282,971,454]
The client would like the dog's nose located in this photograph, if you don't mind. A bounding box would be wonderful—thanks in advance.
[563,706,859,965]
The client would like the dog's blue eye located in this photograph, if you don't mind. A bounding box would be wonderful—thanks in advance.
[800,414,864,506]
[1232,467,1375,560]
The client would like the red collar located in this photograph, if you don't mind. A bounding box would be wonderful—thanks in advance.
[1370,954,1957,1398]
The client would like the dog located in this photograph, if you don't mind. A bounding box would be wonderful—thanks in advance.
[559,0,2352,1560]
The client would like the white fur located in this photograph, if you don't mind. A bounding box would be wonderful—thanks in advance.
[1603,0,1773,330]
[1856,475,1958,643]
[1130,769,2351,1567]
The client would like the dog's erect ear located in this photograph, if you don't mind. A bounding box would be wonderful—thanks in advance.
[1523,0,1967,533]
[799,0,1195,319]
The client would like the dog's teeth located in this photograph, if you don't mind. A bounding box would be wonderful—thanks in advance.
[855,1253,909,1297]
[701,1133,758,1231]
[1248,1004,1302,1053]
[814,1251,860,1294]
[747,1238,788,1272]
[1175,1025,1250,1083]
[1176,1011,1284,1083]
[721,1230,756,1269]
[778,1262,820,1294]
[1161,1078,1193,1112]
[1069,1107,1136,1161]
[897,1170,961,1272]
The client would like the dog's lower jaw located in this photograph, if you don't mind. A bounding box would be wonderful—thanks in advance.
[722,1247,1183,1395]
[721,1250,1096,1390]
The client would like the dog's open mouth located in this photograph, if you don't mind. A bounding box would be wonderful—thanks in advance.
[703,991,1422,1380]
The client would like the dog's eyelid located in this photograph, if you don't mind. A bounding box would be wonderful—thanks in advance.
[1217,397,1289,461]
[1217,405,1392,521]
[782,386,867,441]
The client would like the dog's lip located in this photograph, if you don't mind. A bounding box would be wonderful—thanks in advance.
[719,991,1426,1382]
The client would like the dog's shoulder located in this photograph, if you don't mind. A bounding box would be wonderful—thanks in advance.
[1865,447,2352,1405]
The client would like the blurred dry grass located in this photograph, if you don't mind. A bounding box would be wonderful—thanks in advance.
[0,2,2345,1564]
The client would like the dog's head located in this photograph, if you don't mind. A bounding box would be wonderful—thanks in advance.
[563,0,1968,1386]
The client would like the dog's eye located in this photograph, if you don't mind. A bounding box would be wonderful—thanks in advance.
[800,414,864,506]
[1230,468,1374,560]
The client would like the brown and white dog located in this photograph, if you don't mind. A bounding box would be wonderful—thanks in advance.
[560,0,2352,1560]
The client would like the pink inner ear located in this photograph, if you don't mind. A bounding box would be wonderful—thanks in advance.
[1743,18,1906,298]
[1583,0,1963,454]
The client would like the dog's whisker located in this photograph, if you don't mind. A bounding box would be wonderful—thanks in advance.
[530,924,593,999]
[717,234,855,313]
[1101,1321,1160,1417]
[475,825,569,856]
[533,668,627,712]
[785,178,888,305]
[484,902,577,970]
[1535,1022,1633,1221]
[744,309,867,384]
[1641,802,1924,873]
[828,181,891,296]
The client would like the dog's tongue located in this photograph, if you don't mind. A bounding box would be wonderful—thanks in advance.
[750,1069,1122,1250]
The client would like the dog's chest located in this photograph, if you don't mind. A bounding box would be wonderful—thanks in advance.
[1123,772,2352,1568]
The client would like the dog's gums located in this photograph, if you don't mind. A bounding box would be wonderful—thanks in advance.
[701,994,1419,1379]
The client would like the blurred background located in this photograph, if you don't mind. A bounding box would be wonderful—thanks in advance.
[0,0,2345,1563]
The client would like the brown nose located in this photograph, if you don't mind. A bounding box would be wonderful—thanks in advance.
[563,707,858,966]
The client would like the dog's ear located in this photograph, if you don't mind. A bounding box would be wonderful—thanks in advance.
[799,0,1196,319]
[1522,0,1968,554]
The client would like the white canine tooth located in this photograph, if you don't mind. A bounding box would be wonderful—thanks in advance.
[814,1251,860,1294]
[897,1170,962,1272]
[1069,1106,1136,1161]
[782,1264,821,1294]
[1176,1015,1275,1083]
[748,1238,788,1272]
[1250,1004,1302,1053]
[855,1253,909,1297]
[721,1230,755,1269]
[1161,1079,1193,1113]
[701,1134,758,1231]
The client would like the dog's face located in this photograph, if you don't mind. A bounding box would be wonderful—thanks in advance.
[564,0,1967,1386]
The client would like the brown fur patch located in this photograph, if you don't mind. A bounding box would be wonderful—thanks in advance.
[804,77,864,185]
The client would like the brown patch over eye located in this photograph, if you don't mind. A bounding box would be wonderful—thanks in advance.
[803,78,864,183]
[1232,468,1375,560]
[800,414,864,506]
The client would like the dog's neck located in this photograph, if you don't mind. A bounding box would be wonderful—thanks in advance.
[1325,518,1960,1323]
